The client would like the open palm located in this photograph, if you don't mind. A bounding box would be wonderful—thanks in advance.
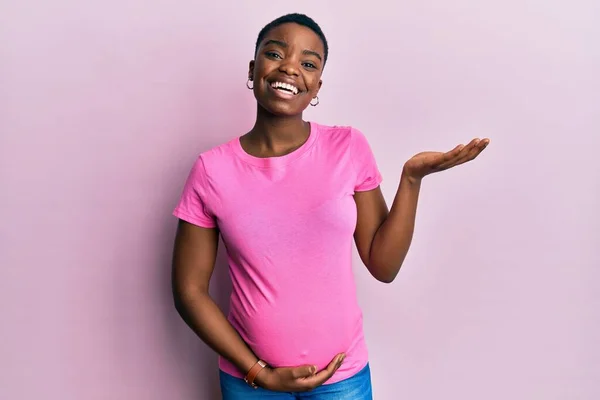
[403,138,490,181]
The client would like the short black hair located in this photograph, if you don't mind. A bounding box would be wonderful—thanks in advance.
[254,13,329,65]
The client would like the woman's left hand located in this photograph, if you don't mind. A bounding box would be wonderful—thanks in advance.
[402,137,490,183]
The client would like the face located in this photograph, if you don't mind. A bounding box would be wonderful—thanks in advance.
[249,23,325,116]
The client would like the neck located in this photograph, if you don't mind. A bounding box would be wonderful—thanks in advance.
[246,106,310,151]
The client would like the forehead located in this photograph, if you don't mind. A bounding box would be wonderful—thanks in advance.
[261,23,324,54]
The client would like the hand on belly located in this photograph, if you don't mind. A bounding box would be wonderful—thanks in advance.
[254,353,347,392]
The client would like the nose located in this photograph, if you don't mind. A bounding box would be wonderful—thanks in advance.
[278,57,300,76]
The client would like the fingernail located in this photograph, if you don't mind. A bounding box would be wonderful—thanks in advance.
[311,366,317,374]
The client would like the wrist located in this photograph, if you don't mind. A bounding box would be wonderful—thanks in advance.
[254,366,273,389]
[244,359,268,388]
[401,168,422,186]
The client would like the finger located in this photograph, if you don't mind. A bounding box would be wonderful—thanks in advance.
[457,138,489,162]
[290,364,318,379]
[436,144,466,165]
[445,138,489,168]
[298,353,345,389]
[447,143,466,157]
[428,142,472,170]
[437,138,486,170]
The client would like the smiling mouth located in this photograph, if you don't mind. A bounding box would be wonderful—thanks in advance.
[270,81,300,95]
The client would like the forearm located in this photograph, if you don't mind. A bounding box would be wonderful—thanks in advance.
[369,171,422,282]
[174,289,258,374]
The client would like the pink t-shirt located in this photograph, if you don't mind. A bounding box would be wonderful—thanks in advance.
[173,121,382,384]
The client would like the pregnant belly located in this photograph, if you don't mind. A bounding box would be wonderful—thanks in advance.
[229,297,363,369]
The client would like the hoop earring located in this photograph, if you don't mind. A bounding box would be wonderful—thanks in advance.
[246,79,253,90]
[310,96,319,106]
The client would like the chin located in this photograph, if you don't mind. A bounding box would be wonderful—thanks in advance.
[259,101,307,117]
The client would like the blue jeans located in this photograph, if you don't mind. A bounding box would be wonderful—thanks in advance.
[219,363,373,400]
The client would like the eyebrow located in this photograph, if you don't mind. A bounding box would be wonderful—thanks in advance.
[263,39,323,62]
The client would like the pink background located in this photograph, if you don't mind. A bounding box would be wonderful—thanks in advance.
[1,1,599,399]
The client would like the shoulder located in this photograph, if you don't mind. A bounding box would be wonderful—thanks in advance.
[180,138,237,193]
[312,122,371,152]
[312,121,366,148]
[190,138,237,175]
[197,138,236,164]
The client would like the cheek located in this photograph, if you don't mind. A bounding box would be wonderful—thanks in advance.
[308,81,317,91]
[252,60,272,78]
[306,76,321,95]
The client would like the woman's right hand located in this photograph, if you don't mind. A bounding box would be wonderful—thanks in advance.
[255,353,346,392]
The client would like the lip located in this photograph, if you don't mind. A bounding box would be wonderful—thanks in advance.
[268,77,303,92]
[268,83,297,99]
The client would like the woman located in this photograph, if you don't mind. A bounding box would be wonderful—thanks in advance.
[171,13,489,399]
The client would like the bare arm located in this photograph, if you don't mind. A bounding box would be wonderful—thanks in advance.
[353,172,420,283]
[171,219,344,391]
[171,220,259,373]
[353,138,489,283]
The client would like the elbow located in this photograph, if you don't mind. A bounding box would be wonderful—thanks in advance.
[374,272,398,284]
[172,282,205,313]
[172,287,188,315]
[378,275,396,284]
[172,289,186,309]
[368,261,402,284]
[365,245,406,284]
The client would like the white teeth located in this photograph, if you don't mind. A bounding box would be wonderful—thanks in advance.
[271,81,299,95]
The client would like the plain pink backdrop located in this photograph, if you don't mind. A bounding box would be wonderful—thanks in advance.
[1,1,599,399]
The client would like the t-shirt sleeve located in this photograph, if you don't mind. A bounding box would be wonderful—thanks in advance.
[351,127,383,192]
[172,156,217,228]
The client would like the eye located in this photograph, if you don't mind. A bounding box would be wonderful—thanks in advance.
[302,62,317,69]
[265,51,282,59]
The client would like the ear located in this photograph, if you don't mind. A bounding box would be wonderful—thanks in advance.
[248,60,255,80]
